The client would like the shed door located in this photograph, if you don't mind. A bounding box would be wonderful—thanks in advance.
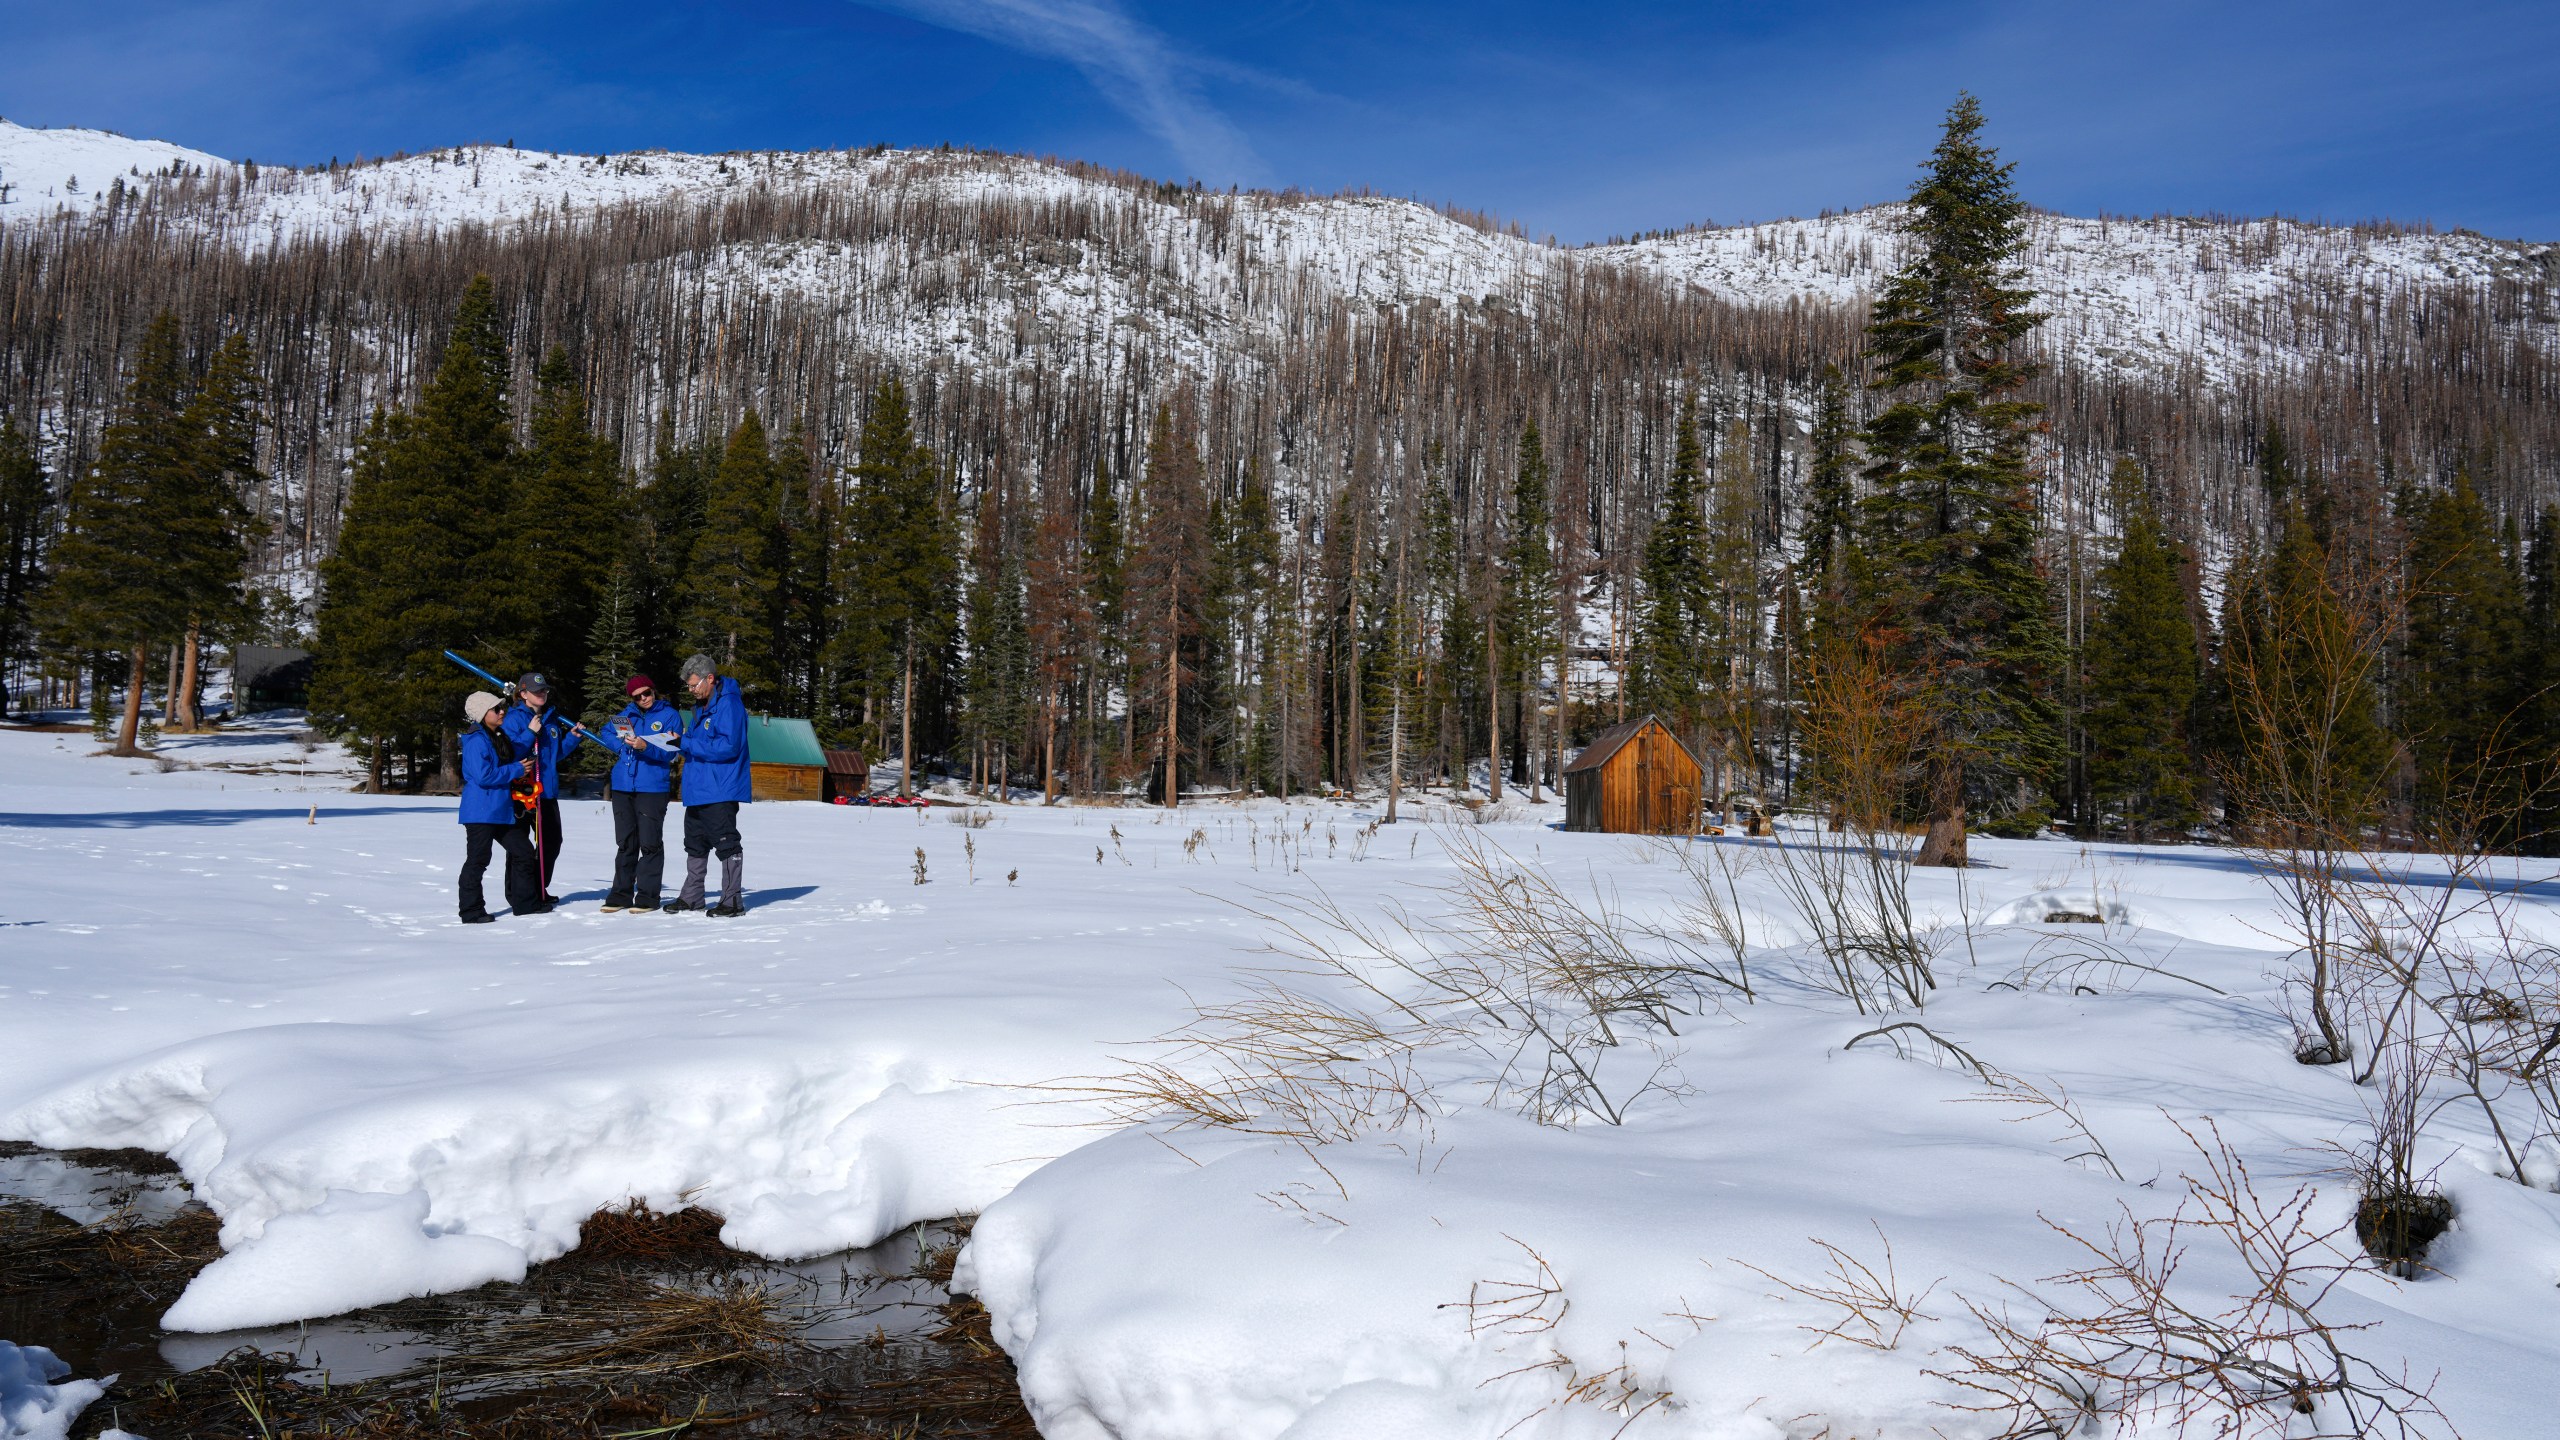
[1633,726,1671,834]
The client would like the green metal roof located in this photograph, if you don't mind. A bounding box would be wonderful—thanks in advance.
[679,712,827,767]
[746,715,827,767]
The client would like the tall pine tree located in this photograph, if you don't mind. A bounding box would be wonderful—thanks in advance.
[681,412,782,702]
[312,276,518,788]
[0,417,55,713]
[1631,396,1709,733]
[1856,94,2060,864]
[838,376,956,794]
[1500,419,1556,794]
[41,314,242,756]
[2084,458,2201,839]
[2398,473,2528,836]
[506,346,619,716]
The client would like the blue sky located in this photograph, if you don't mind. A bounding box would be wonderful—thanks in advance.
[6,1,2555,242]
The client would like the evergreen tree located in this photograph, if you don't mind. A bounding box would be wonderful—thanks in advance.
[980,544,1033,791]
[582,559,643,728]
[41,314,209,754]
[838,376,955,794]
[1630,396,1709,730]
[311,277,518,787]
[2256,424,2295,508]
[772,422,834,717]
[2084,458,2201,839]
[1214,461,1281,789]
[167,332,262,728]
[1800,365,1856,580]
[1129,401,1212,806]
[2398,473,2528,834]
[1856,94,2060,863]
[0,417,54,709]
[633,419,713,697]
[962,478,1033,791]
[1705,413,1771,808]
[506,347,619,715]
[1500,419,1556,791]
[2220,509,2394,835]
[682,412,782,702]
[1079,450,1126,786]
[1415,463,1465,786]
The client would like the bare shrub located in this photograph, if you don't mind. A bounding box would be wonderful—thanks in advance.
[1760,629,1940,1012]
[1053,828,1741,1139]
[1451,1237,1676,1430]
[1959,1069,2127,1182]
[2216,519,2402,1067]
[2005,928,2228,998]
[1735,1224,1942,1352]
[1933,1120,2456,1440]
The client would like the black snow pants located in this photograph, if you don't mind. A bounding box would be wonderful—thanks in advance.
[461,821,542,918]
[610,789,671,904]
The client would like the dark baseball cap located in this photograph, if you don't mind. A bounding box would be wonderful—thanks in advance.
[515,672,552,694]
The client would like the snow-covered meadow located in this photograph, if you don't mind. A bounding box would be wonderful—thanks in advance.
[5,725,2560,1438]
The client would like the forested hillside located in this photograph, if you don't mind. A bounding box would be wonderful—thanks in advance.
[2,113,2555,840]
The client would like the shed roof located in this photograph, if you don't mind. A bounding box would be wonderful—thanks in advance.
[1562,715,1699,775]
[745,715,827,767]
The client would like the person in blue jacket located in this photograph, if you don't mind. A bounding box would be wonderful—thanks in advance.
[602,673,680,913]
[666,653,752,916]
[501,672,585,903]
[458,691,544,922]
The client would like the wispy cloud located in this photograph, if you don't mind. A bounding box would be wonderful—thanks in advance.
[866,0,1266,182]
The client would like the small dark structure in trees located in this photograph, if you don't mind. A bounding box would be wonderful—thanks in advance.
[1563,715,1704,834]
[233,645,313,711]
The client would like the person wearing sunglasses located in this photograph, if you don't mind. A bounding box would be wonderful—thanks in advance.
[602,674,680,913]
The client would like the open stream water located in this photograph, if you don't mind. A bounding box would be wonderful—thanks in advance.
[0,1143,1035,1437]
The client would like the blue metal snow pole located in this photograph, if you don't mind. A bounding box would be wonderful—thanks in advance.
[442,650,616,750]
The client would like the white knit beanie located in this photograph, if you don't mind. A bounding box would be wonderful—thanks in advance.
[463,691,503,724]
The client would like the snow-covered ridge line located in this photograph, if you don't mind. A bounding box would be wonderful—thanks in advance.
[4,119,2554,394]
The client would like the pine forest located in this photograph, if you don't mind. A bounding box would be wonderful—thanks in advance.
[3,98,2557,854]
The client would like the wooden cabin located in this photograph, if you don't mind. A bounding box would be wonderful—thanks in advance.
[744,716,828,801]
[1563,715,1705,834]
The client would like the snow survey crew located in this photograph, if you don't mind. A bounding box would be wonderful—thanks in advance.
[602,673,679,913]
[666,653,751,916]
[458,690,546,922]
[501,672,586,903]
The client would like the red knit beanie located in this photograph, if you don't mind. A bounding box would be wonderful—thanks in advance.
[625,674,657,696]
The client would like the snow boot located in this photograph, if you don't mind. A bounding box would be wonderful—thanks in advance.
[632,894,661,914]
[709,898,746,918]
[461,911,496,925]
[662,898,705,914]
[601,893,631,914]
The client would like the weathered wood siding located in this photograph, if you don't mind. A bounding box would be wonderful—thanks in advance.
[1565,718,1703,834]
[750,762,825,802]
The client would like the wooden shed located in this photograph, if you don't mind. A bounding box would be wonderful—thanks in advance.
[744,716,828,801]
[1563,715,1705,834]
[822,748,869,802]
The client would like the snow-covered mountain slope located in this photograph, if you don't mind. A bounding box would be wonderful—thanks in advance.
[1594,207,2560,389]
[0,119,231,218]
[4,119,2553,397]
